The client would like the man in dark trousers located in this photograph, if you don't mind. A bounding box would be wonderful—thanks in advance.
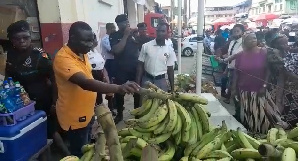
[109,14,140,123]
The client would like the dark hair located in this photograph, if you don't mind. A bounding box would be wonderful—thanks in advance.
[216,29,222,35]
[137,22,147,28]
[115,14,128,23]
[157,22,169,29]
[69,21,92,37]
[270,35,287,48]
[232,24,245,32]
[106,23,115,30]
[264,31,274,46]
[7,20,30,39]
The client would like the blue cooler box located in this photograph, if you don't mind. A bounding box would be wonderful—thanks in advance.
[0,111,47,161]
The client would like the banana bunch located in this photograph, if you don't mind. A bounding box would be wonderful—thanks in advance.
[260,126,298,161]
[118,84,298,161]
[79,144,109,161]
[60,156,80,161]
[118,86,209,160]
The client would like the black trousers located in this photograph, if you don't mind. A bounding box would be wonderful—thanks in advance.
[66,121,92,157]
[114,69,140,113]
[92,70,104,105]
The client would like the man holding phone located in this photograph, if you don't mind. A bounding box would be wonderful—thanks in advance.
[109,14,140,123]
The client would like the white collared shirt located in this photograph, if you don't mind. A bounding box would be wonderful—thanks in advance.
[166,39,173,48]
[227,37,243,69]
[139,39,177,76]
[87,49,105,70]
[101,34,114,60]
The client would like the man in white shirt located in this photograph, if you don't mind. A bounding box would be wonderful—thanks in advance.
[88,34,107,105]
[101,23,116,82]
[136,23,177,92]
[223,24,244,104]
[101,23,116,115]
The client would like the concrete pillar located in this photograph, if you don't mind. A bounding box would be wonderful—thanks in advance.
[127,0,138,28]
[137,4,144,23]
[37,0,64,56]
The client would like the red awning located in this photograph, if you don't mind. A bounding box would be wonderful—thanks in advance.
[254,13,279,21]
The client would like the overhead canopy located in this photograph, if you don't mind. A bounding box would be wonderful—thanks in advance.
[254,13,279,21]
[212,18,234,24]
[282,18,298,25]
[234,12,248,18]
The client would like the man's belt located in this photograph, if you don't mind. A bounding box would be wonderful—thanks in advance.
[145,72,165,80]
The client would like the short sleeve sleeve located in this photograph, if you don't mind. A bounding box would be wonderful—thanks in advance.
[102,36,111,51]
[109,33,120,48]
[167,46,177,66]
[38,52,53,76]
[53,55,83,81]
[138,44,147,62]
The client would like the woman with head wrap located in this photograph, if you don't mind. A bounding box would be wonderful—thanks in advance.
[5,20,70,156]
[266,33,298,129]
[218,33,287,133]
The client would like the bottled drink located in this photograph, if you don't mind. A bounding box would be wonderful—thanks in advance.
[0,103,8,114]
[20,86,31,106]
[7,77,14,88]
[14,82,21,95]
[3,80,8,88]
[4,84,13,97]
[14,94,24,110]
[1,90,15,113]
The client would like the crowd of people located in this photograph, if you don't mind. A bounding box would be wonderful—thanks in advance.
[207,24,298,134]
[4,14,177,158]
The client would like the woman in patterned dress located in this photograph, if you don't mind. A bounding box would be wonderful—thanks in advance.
[266,33,298,129]
[219,33,285,133]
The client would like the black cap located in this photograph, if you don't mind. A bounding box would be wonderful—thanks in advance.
[7,20,30,39]
[137,23,147,28]
[115,14,128,23]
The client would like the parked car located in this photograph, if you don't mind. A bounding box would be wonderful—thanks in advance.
[181,34,204,56]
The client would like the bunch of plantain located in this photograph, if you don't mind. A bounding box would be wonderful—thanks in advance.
[256,126,298,161]
[79,143,110,161]
[118,83,298,161]
[118,84,209,160]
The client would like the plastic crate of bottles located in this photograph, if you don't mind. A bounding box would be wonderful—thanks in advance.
[0,101,35,126]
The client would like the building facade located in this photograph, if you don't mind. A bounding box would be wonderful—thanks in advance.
[249,0,298,17]
[205,6,236,22]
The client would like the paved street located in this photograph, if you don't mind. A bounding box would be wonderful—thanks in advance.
[115,54,237,130]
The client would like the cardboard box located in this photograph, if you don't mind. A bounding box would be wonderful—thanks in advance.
[0,53,7,76]
[0,5,27,40]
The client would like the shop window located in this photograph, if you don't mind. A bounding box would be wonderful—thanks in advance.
[290,1,297,10]
[151,18,159,28]
[280,4,283,10]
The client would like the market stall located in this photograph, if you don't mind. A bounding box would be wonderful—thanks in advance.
[61,81,298,161]
[254,13,279,27]
[212,18,235,31]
